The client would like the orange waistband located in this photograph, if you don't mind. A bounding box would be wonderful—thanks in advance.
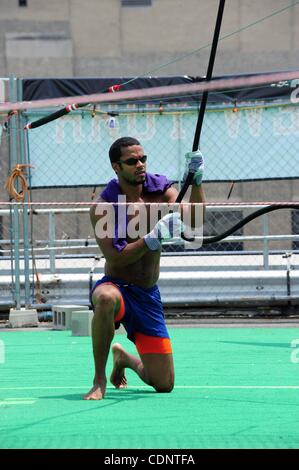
[135,332,172,355]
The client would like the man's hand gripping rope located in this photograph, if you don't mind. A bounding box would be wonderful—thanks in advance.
[143,212,185,251]
[183,150,204,187]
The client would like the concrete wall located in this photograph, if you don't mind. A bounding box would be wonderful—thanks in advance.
[1,0,299,78]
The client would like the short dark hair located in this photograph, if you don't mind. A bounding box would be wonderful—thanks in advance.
[109,137,141,163]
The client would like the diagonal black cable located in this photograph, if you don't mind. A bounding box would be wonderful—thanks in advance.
[24,84,122,130]
[176,0,225,205]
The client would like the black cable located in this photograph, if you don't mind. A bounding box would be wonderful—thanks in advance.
[24,103,86,130]
[24,84,122,130]
[201,204,299,245]
[176,0,225,205]
[176,0,225,246]
[192,0,226,152]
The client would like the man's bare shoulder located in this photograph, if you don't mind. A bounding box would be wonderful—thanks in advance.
[90,195,107,220]
[161,186,179,203]
[95,195,106,203]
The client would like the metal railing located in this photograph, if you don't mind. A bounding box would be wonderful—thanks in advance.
[1,204,299,309]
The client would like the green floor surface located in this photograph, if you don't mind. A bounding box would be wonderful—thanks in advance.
[0,327,299,449]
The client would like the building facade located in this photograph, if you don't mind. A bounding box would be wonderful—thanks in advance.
[1,0,299,78]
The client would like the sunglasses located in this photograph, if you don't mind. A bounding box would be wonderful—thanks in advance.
[117,155,147,166]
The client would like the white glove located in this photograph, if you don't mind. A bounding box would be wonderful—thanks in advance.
[144,212,185,251]
[183,150,204,186]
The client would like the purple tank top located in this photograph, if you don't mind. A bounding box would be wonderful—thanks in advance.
[99,173,174,251]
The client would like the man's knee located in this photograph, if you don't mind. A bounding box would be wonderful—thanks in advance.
[141,353,175,393]
[152,375,174,393]
[154,381,174,393]
[93,289,117,313]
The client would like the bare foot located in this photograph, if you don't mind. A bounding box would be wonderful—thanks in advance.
[110,343,128,389]
[84,378,107,400]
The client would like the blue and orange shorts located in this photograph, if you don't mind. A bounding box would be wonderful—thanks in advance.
[91,276,172,355]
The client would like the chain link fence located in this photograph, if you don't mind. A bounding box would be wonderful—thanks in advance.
[1,97,299,309]
[22,101,299,253]
[24,102,299,187]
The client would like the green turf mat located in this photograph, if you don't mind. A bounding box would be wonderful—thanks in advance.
[0,327,299,449]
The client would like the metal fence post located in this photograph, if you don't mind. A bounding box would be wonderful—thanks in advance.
[262,214,269,270]
[17,77,31,307]
[48,212,56,274]
[8,76,21,309]
[12,203,21,309]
